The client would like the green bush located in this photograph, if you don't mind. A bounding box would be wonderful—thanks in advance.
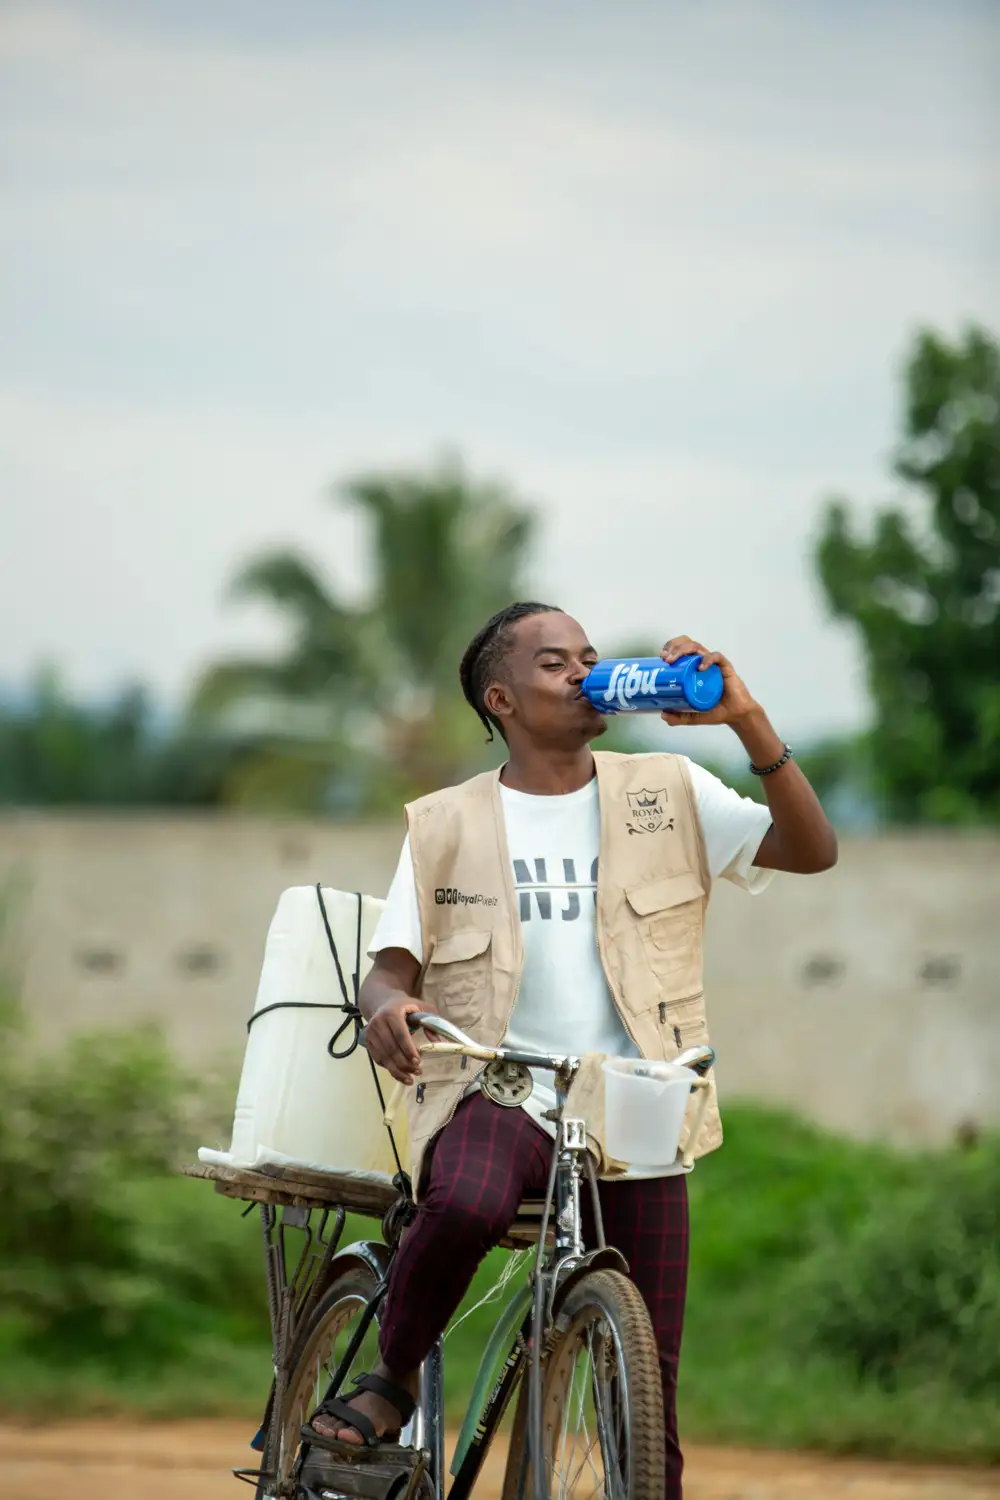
[787,1137,1000,1395]
[0,1001,998,1461]
[686,1106,925,1285]
[678,1109,1000,1463]
[0,1006,268,1379]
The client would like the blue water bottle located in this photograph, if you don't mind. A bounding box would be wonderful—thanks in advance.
[581,655,724,715]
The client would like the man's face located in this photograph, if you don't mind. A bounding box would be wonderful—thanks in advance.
[485,611,607,747]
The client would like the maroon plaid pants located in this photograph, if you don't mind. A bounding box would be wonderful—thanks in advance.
[379,1092,690,1498]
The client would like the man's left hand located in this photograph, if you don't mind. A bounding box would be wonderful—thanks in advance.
[659,636,758,727]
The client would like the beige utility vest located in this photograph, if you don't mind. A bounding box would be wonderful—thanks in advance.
[404,750,722,1195]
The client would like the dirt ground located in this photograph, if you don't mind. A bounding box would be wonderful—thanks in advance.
[0,1421,998,1500]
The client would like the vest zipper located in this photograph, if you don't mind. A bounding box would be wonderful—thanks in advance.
[495,779,526,1051]
[656,1002,682,1048]
[596,930,641,1054]
[594,778,643,1055]
[411,778,525,1192]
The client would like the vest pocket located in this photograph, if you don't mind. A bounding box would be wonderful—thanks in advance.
[626,872,705,982]
[421,927,493,1029]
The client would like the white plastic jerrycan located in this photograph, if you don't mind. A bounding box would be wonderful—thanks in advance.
[201,886,409,1183]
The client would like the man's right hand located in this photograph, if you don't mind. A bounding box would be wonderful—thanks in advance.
[364,997,440,1086]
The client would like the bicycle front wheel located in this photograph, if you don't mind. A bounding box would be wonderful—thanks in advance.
[504,1268,666,1500]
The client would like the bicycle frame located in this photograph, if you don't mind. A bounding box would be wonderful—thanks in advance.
[289,1019,715,1500]
[297,1064,619,1500]
[448,1059,604,1500]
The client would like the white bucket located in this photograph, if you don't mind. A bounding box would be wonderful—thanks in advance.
[602,1057,697,1170]
[200,886,409,1183]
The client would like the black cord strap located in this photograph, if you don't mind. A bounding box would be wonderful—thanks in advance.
[248,999,342,1029]
[315,882,353,1010]
[316,886,411,1200]
[247,886,362,1058]
[314,884,363,1059]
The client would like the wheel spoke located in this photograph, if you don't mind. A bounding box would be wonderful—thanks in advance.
[590,1334,613,1490]
[572,1334,603,1499]
[593,1332,626,1497]
[536,1295,642,1500]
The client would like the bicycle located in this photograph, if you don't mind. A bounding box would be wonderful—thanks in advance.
[186,1013,715,1500]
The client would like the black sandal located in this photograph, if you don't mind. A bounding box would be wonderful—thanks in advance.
[302,1372,417,1455]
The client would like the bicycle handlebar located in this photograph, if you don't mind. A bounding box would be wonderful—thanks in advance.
[402,1011,574,1072]
[406,1012,477,1046]
[404,1012,716,1078]
[377,1012,717,1170]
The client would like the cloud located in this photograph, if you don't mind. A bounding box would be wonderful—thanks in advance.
[1,0,997,744]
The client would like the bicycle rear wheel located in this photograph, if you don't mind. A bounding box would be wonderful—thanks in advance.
[275,1265,384,1494]
[503,1268,665,1500]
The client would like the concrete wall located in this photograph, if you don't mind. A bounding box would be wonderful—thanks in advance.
[1,814,997,1147]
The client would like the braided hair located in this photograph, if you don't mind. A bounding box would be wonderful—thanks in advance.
[459,601,562,741]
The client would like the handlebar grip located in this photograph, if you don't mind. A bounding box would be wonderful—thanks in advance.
[676,1044,715,1077]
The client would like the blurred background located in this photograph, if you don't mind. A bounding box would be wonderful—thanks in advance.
[1,0,999,1485]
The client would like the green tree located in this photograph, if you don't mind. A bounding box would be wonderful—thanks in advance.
[815,326,1000,823]
[0,669,239,807]
[190,457,537,811]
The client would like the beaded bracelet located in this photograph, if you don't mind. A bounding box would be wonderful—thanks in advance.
[749,744,794,776]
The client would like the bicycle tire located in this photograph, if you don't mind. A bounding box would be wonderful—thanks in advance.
[272,1264,384,1494]
[502,1268,665,1500]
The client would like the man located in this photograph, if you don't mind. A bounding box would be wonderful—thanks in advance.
[310,601,837,1497]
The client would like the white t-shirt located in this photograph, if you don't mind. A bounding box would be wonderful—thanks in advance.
[370,759,773,1178]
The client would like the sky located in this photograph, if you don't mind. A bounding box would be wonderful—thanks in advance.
[2,0,998,745]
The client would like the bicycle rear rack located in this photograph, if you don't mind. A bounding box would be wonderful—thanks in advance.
[254,1201,347,1499]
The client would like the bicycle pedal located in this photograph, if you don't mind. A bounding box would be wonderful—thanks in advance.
[298,1443,430,1500]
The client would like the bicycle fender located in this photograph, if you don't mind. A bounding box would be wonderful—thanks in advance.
[551,1247,629,1318]
[319,1238,393,1291]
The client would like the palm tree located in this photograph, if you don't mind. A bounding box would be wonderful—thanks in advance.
[189,457,537,811]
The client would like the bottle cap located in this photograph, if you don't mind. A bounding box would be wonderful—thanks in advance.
[680,658,724,711]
